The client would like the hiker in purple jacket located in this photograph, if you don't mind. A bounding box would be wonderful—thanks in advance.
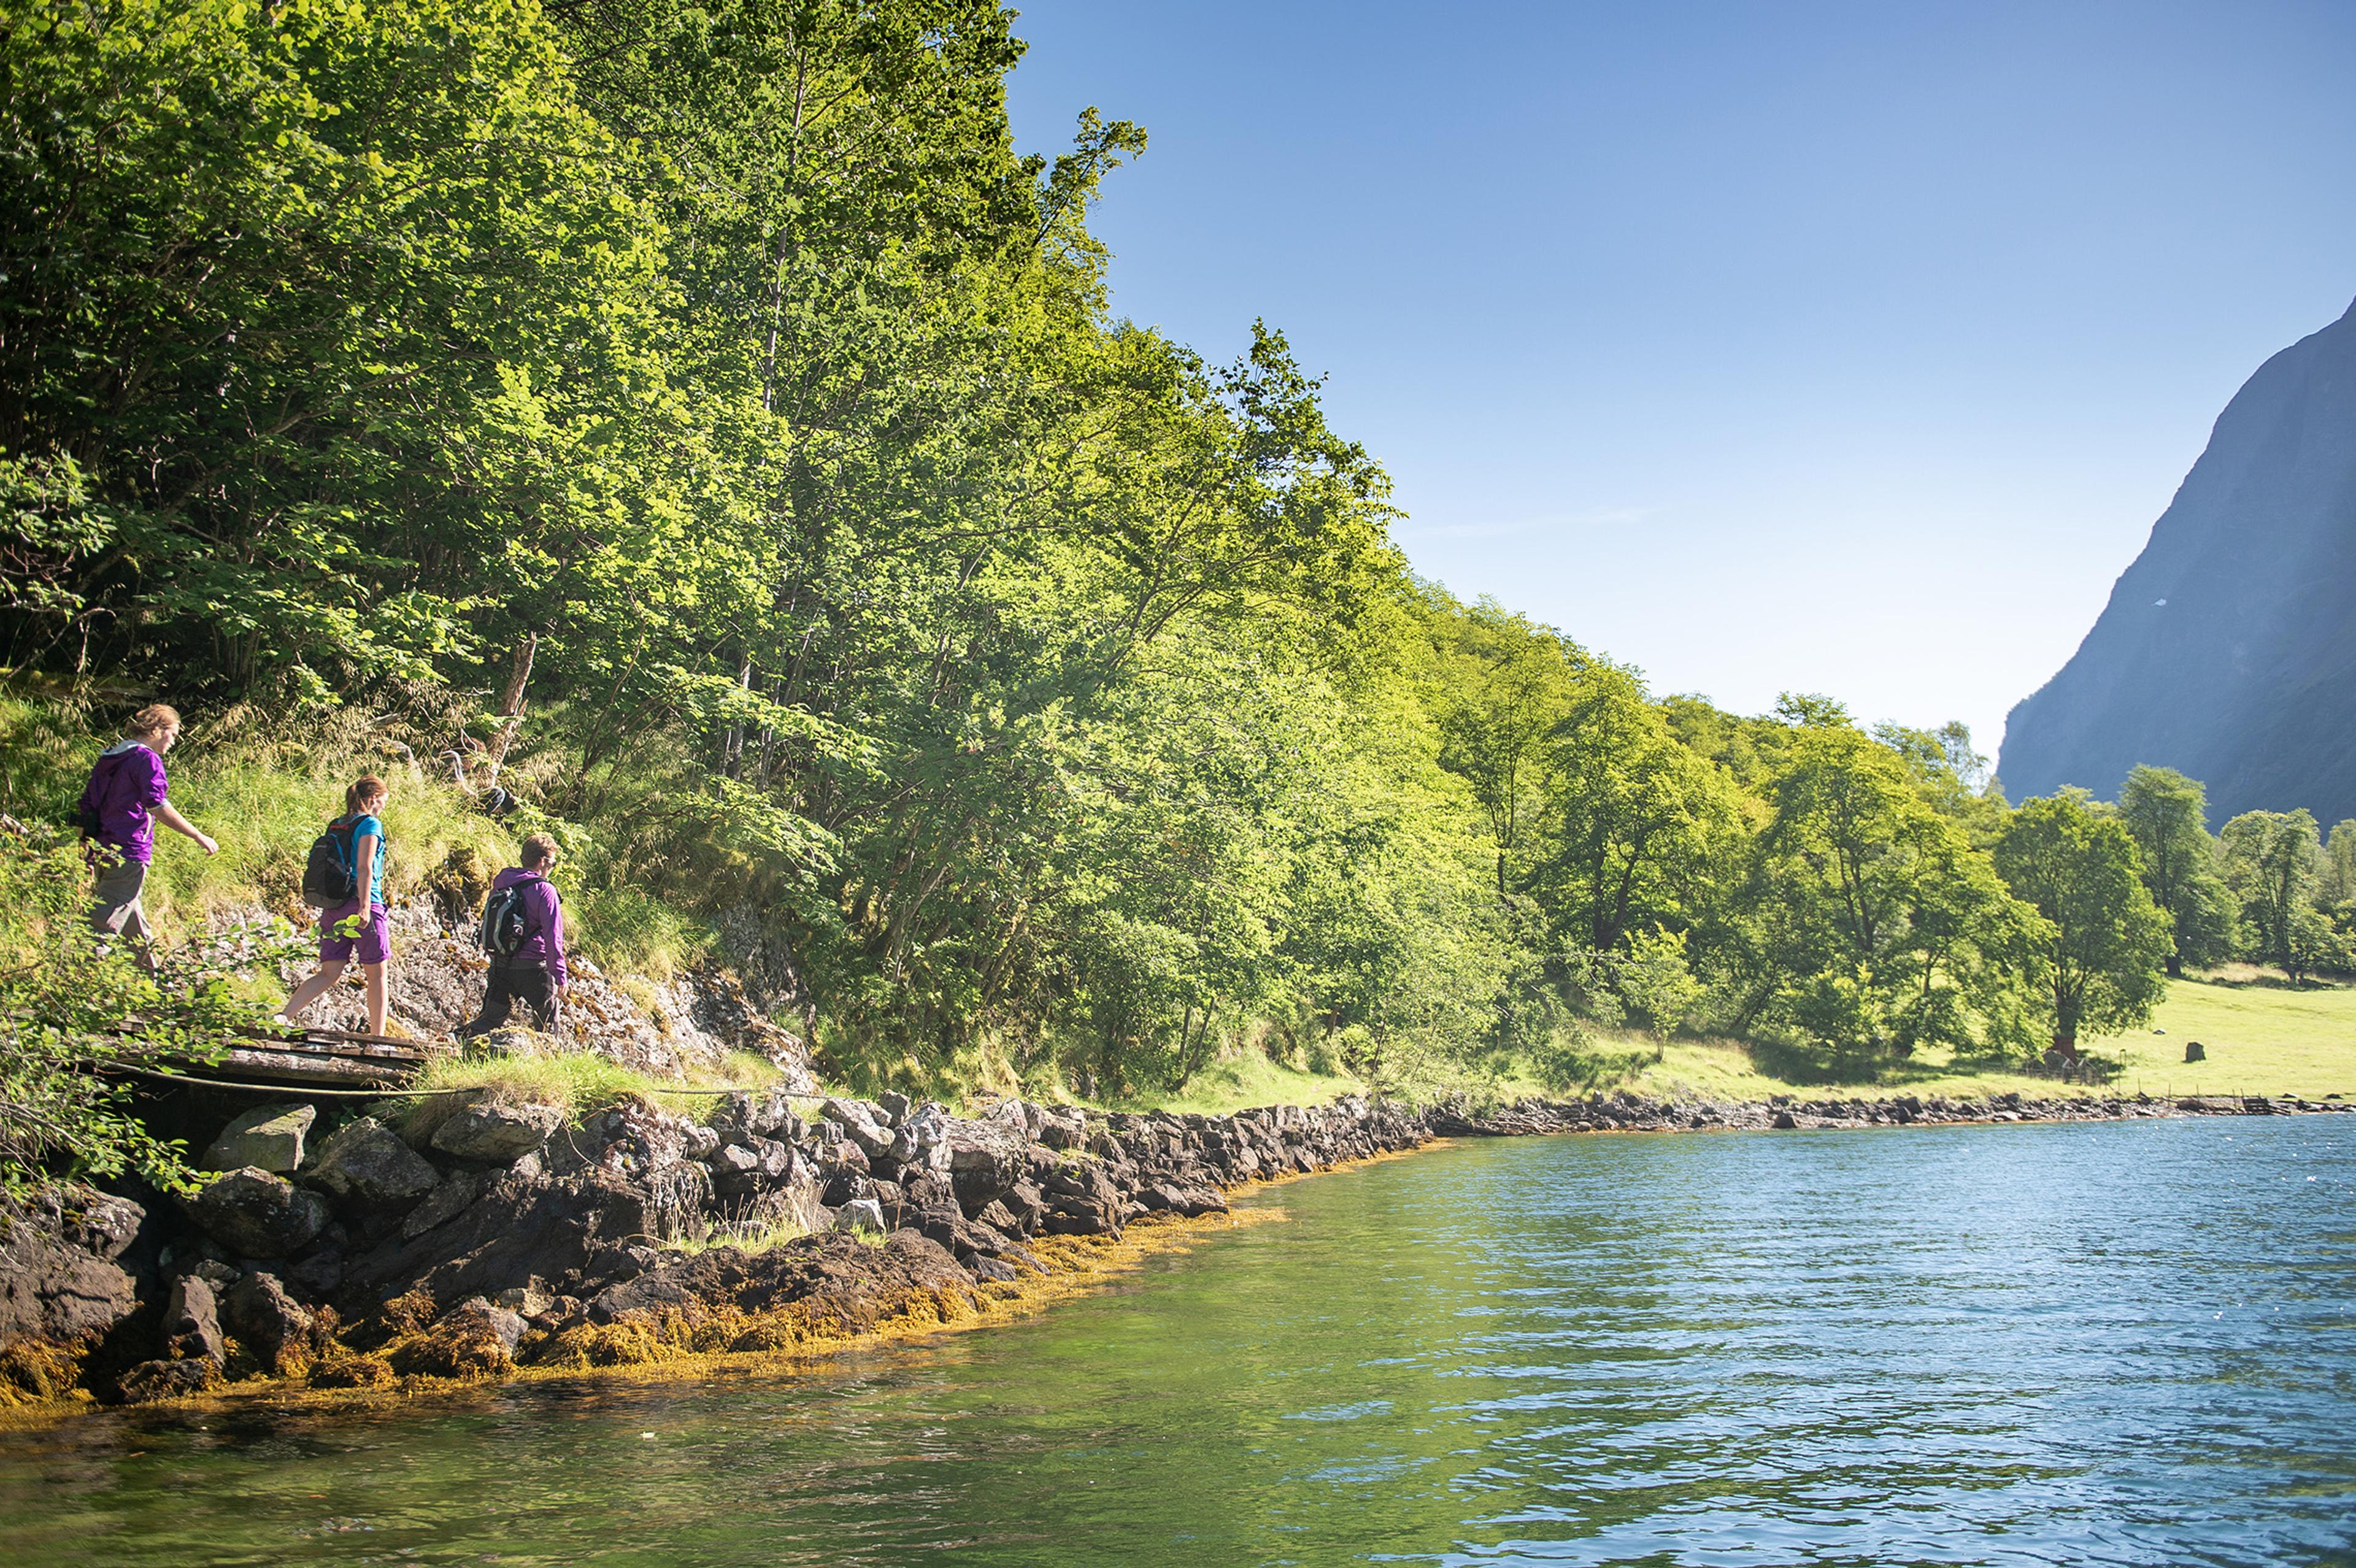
[78,704,218,965]
[456,833,569,1036]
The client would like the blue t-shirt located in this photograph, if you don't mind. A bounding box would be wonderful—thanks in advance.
[347,813,387,906]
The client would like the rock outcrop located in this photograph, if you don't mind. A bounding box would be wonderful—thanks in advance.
[4,1083,2343,1410]
[2000,298,2356,823]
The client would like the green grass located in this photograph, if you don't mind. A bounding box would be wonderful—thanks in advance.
[663,1216,812,1257]
[1117,975,2356,1116]
[393,1046,785,1137]
[147,753,516,928]
[2087,974,2356,1099]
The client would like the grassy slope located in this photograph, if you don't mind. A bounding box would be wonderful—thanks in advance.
[2085,974,2356,1099]
[1126,974,2356,1116]
[1516,976,2356,1108]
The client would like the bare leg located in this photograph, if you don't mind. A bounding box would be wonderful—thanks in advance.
[280,959,349,1021]
[361,961,389,1037]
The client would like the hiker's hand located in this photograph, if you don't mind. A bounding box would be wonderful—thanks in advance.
[197,832,218,856]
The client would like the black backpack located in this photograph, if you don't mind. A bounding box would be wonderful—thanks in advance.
[479,875,545,957]
[301,821,359,909]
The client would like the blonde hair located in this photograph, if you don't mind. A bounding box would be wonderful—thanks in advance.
[521,833,559,869]
[126,704,181,741]
[344,774,389,817]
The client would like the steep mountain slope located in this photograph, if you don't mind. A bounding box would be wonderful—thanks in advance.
[1999,299,2356,826]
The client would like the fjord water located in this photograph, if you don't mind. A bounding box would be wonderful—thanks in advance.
[6,1119,2353,1567]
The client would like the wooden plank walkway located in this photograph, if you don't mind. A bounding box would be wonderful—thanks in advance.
[163,1024,439,1090]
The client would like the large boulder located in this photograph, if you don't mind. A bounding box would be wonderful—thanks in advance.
[202,1104,315,1174]
[943,1117,1027,1211]
[185,1168,331,1257]
[219,1271,314,1372]
[1137,1181,1228,1218]
[709,1088,798,1145]
[396,1297,528,1377]
[0,1190,148,1348]
[432,1100,565,1163]
[893,1103,953,1175]
[307,1118,440,1209]
[160,1275,225,1365]
[337,1165,705,1313]
[822,1098,896,1161]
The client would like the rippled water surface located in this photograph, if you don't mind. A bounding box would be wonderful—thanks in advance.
[5,1116,2354,1566]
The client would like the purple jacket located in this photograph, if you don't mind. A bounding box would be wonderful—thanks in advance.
[490,866,568,985]
[80,740,168,863]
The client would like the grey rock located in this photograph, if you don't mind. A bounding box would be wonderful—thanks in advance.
[679,1122,721,1161]
[186,1167,331,1256]
[438,1297,526,1355]
[220,1272,312,1369]
[161,1275,224,1365]
[402,1169,485,1240]
[823,1097,896,1159]
[875,1090,913,1126]
[114,1356,213,1402]
[1138,1182,1228,1217]
[432,1100,565,1163]
[893,1103,953,1174]
[944,1117,1027,1209]
[833,1197,886,1234]
[308,1118,440,1208]
[202,1103,315,1174]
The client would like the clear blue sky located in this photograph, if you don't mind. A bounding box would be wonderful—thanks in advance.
[1002,0,2356,762]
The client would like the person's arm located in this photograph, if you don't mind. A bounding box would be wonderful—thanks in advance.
[155,800,218,856]
[356,830,380,904]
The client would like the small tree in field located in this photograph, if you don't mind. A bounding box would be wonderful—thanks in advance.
[1617,927,1703,1061]
[1994,791,2172,1056]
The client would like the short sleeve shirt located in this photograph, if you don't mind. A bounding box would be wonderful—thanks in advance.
[348,813,387,905]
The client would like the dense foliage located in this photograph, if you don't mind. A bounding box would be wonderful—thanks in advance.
[4,0,2344,1104]
[0,827,292,1200]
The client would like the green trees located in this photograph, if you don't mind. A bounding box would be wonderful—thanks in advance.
[1,0,2295,1096]
[1430,596,1571,894]
[1994,792,2171,1053]
[2219,809,2346,983]
[1727,724,2034,1067]
[1536,652,1733,953]
[2119,766,2238,975]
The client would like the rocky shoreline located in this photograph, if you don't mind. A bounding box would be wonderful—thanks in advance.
[2,1085,2346,1417]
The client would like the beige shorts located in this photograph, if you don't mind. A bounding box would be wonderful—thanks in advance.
[90,858,150,942]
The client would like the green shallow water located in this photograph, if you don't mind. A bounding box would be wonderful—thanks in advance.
[4,1117,2354,1566]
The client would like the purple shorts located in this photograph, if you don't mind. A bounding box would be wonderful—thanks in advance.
[318,901,391,966]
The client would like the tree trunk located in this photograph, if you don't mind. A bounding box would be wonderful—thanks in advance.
[487,631,537,780]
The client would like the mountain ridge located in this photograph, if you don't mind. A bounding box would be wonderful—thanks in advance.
[1998,297,2356,828]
